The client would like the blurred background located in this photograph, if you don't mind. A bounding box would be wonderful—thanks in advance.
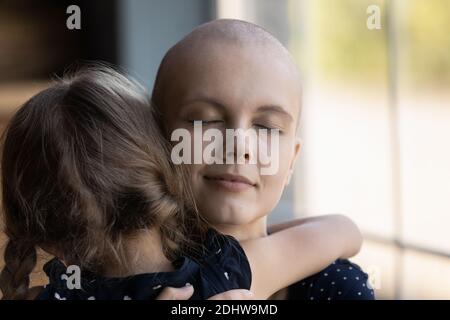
[0,0,449,299]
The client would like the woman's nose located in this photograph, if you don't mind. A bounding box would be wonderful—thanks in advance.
[223,123,257,164]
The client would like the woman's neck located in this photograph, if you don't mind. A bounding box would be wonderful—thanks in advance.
[213,216,268,241]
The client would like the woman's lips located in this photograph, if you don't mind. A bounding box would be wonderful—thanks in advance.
[204,173,256,192]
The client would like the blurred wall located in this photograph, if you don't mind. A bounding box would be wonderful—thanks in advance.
[117,0,215,89]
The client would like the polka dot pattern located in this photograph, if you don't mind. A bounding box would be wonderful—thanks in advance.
[288,259,375,300]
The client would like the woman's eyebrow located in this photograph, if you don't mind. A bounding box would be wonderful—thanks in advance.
[256,105,294,122]
[180,96,226,111]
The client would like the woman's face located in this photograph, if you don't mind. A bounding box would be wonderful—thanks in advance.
[160,41,301,228]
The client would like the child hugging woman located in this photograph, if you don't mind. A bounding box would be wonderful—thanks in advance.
[0,63,363,300]
[0,65,250,300]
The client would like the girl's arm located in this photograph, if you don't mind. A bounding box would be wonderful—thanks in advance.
[267,214,340,234]
[240,214,362,299]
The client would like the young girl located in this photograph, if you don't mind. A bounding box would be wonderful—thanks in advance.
[0,65,250,300]
[0,64,361,300]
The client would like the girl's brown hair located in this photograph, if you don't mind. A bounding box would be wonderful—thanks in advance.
[0,64,207,299]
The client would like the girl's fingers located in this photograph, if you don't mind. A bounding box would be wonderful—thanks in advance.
[155,284,194,300]
[207,289,254,300]
[155,285,254,300]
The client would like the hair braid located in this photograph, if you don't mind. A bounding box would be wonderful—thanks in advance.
[0,239,37,299]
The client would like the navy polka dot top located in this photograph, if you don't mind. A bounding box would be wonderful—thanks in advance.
[36,229,251,300]
[287,259,375,300]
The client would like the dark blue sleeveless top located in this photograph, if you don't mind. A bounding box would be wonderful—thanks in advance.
[37,229,251,300]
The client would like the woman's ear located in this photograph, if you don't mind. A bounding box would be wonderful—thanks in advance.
[285,137,302,186]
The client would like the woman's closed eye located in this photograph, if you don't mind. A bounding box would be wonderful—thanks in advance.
[253,123,273,130]
[186,119,224,125]
[253,123,283,134]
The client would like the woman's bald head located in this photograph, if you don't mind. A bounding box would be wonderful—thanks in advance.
[152,19,302,125]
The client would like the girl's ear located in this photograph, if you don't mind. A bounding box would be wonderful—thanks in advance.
[285,137,302,187]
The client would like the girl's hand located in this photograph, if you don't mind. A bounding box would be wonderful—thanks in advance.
[155,284,194,300]
[208,289,254,300]
[155,285,254,300]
